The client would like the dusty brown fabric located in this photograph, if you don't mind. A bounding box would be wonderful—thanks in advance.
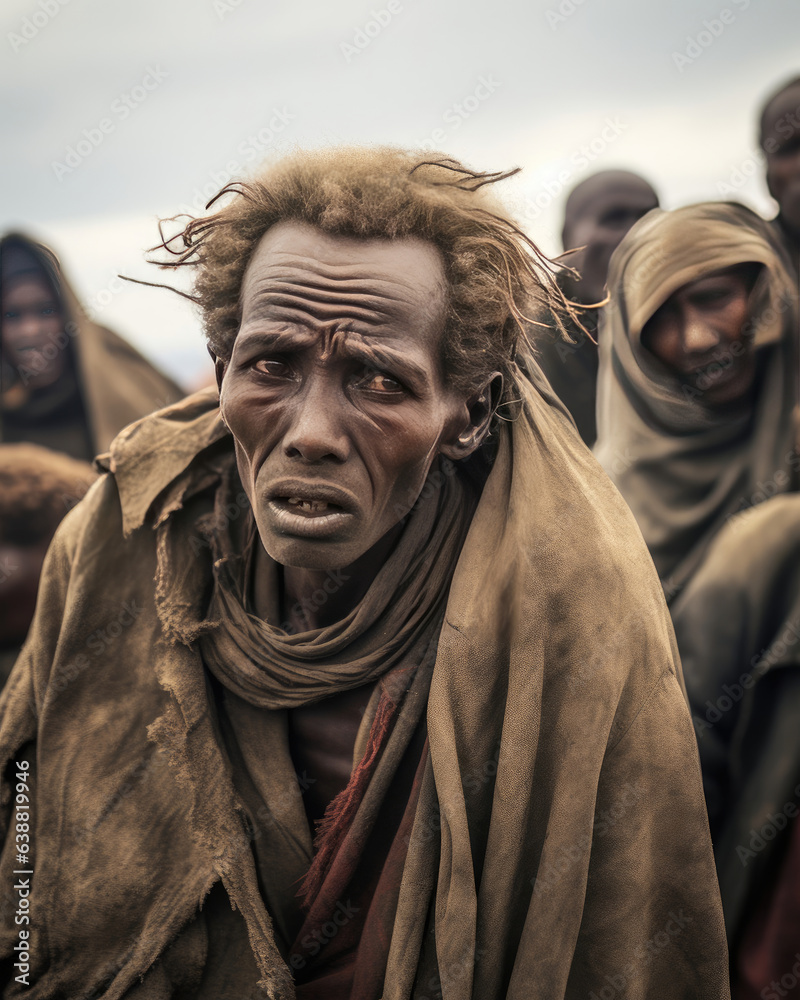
[671,494,800,980]
[595,202,799,602]
[199,463,473,710]
[0,232,184,459]
[0,384,730,998]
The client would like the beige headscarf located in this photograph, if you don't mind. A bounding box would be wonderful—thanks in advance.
[595,202,799,600]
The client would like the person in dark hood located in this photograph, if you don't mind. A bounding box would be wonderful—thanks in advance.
[0,233,184,462]
[595,202,798,604]
[534,170,659,446]
[759,75,800,282]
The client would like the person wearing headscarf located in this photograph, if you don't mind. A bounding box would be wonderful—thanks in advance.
[594,202,799,603]
[670,493,800,999]
[0,443,95,685]
[759,75,800,284]
[0,148,729,999]
[1,232,184,462]
[534,170,659,446]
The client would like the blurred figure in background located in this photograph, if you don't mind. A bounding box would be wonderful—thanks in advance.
[671,493,800,1000]
[534,169,659,446]
[0,443,95,685]
[1,232,184,462]
[594,202,799,603]
[760,75,800,283]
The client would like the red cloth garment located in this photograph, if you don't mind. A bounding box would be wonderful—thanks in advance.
[735,814,800,999]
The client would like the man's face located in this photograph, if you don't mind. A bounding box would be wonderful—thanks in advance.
[641,265,758,407]
[219,221,477,571]
[565,192,658,303]
[762,84,800,235]
[1,275,66,388]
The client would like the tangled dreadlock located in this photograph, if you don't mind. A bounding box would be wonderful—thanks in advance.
[144,146,581,408]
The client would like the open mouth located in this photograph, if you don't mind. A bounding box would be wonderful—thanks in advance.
[275,496,345,518]
[264,480,358,538]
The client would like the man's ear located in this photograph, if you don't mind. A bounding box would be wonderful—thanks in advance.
[440,373,503,461]
[209,345,227,395]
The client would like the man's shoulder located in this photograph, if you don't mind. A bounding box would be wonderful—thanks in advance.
[96,387,231,537]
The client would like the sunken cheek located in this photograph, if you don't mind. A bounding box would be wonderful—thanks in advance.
[221,371,445,493]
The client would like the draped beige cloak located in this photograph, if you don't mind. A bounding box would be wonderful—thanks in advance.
[0,380,729,999]
[594,202,799,602]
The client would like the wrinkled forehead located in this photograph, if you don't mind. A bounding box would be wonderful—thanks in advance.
[239,219,448,327]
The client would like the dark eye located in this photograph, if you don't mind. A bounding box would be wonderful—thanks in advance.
[695,287,733,306]
[358,370,405,394]
[252,358,292,378]
[599,208,629,227]
[41,307,56,316]
[776,136,800,157]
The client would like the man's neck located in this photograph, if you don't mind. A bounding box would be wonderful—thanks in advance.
[252,521,404,633]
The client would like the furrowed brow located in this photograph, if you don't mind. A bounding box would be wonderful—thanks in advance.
[236,329,313,353]
[339,338,431,385]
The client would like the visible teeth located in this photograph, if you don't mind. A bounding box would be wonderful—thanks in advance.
[286,497,330,512]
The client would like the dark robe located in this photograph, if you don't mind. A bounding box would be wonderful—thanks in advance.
[531,274,599,447]
[770,214,800,289]
[671,494,800,996]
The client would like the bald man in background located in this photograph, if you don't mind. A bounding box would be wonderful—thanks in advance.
[759,75,800,286]
[534,170,659,446]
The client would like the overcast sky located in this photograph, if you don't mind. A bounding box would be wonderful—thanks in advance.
[2,0,799,388]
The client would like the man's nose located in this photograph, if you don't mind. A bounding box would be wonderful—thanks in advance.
[282,378,350,464]
[682,311,721,355]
